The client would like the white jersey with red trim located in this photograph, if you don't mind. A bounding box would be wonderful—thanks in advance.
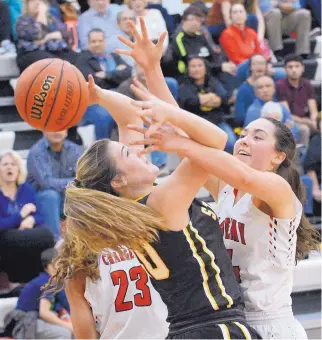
[84,246,169,339]
[215,185,302,314]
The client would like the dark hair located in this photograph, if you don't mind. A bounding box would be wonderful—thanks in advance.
[263,117,320,260]
[182,5,205,20]
[88,28,105,40]
[284,54,304,66]
[41,248,58,270]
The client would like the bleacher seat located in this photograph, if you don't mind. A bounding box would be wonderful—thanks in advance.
[77,124,95,148]
[0,131,15,150]
[0,55,19,81]
[0,297,17,332]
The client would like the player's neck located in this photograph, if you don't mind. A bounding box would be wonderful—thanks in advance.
[120,185,153,201]
[50,142,64,152]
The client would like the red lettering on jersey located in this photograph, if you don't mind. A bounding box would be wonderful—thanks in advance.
[220,218,246,245]
[112,252,121,263]
[102,255,110,265]
[118,249,126,261]
[128,249,135,259]
[238,222,246,245]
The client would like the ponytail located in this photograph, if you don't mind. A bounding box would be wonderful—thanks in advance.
[277,158,320,260]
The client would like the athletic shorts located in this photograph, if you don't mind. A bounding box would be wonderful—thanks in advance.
[166,321,262,339]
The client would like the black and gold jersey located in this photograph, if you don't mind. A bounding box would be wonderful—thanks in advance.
[136,195,245,329]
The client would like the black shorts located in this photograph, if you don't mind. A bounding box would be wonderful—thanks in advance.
[166,321,262,339]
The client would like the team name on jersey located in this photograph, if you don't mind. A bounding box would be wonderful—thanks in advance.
[101,246,135,265]
[220,218,246,245]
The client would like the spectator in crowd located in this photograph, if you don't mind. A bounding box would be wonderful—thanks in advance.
[117,63,177,175]
[0,1,16,54]
[5,248,72,339]
[125,0,168,51]
[276,55,318,146]
[77,28,130,139]
[260,101,283,121]
[164,6,238,96]
[106,9,136,66]
[259,0,312,60]
[303,115,321,217]
[207,0,263,41]
[178,56,236,153]
[244,75,293,127]
[0,150,55,284]
[78,0,124,50]
[27,131,83,240]
[220,3,264,65]
[15,0,77,72]
[3,0,23,41]
[147,0,175,35]
[235,54,269,126]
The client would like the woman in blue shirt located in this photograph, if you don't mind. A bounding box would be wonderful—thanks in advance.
[0,150,54,283]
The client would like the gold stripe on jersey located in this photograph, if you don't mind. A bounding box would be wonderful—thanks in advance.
[233,322,252,339]
[183,225,219,310]
[218,324,231,340]
[187,222,234,308]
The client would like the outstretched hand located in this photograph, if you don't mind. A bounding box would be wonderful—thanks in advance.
[115,17,167,71]
[130,79,173,136]
[127,121,185,156]
[87,74,102,106]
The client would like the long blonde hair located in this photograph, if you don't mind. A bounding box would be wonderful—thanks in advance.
[50,139,165,290]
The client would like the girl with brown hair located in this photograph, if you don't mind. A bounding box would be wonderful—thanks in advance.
[52,18,260,339]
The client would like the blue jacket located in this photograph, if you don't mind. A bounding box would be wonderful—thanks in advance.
[235,81,256,126]
[0,182,44,231]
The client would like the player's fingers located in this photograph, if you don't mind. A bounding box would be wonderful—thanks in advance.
[136,109,154,119]
[156,32,168,48]
[133,78,150,94]
[129,138,156,146]
[141,115,152,127]
[146,122,163,137]
[130,84,151,101]
[139,17,148,40]
[129,20,141,42]
[115,49,132,57]
[127,124,147,134]
[88,74,95,87]
[117,35,135,48]
[137,145,158,156]
[130,99,152,110]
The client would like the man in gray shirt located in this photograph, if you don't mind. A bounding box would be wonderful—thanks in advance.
[78,0,126,50]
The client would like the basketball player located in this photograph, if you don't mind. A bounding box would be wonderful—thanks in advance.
[50,20,261,339]
[63,246,169,339]
[115,19,319,339]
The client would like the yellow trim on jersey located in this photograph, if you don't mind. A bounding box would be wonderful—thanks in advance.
[218,324,231,340]
[183,225,220,310]
[233,322,252,340]
[188,222,234,308]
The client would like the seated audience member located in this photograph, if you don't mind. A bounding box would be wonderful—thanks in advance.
[244,75,292,126]
[0,1,16,54]
[117,64,177,175]
[207,0,263,41]
[77,28,131,89]
[235,54,269,126]
[77,28,130,139]
[164,6,238,96]
[4,248,72,339]
[15,0,77,72]
[276,55,318,147]
[0,150,55,284]
[78,0,124,50]
[220,3,264,65]
[259,0,312,60]
[303,116,321,216]
[106,9,136,67]
[260,101,300,142]
[178,56,236,153]
[125,0,168,51]
[147,0,175,35]
[27,131,83,240]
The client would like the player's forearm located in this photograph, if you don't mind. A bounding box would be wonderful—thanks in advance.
[97,89,140,127]
[167,105,227,150]
[71,309,98,339]
[144,64,178,107]
[306,170,320,192]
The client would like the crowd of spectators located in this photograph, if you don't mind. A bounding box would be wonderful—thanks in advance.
[0,0,321,338]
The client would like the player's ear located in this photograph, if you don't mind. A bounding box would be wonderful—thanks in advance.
[111,174,128,191]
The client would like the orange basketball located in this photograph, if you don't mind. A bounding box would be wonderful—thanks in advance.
[15,59,89,132]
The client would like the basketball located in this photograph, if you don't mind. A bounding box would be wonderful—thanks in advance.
[14,59,89,132]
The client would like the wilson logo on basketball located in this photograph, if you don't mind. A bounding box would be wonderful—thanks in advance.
[30,75,56,120]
